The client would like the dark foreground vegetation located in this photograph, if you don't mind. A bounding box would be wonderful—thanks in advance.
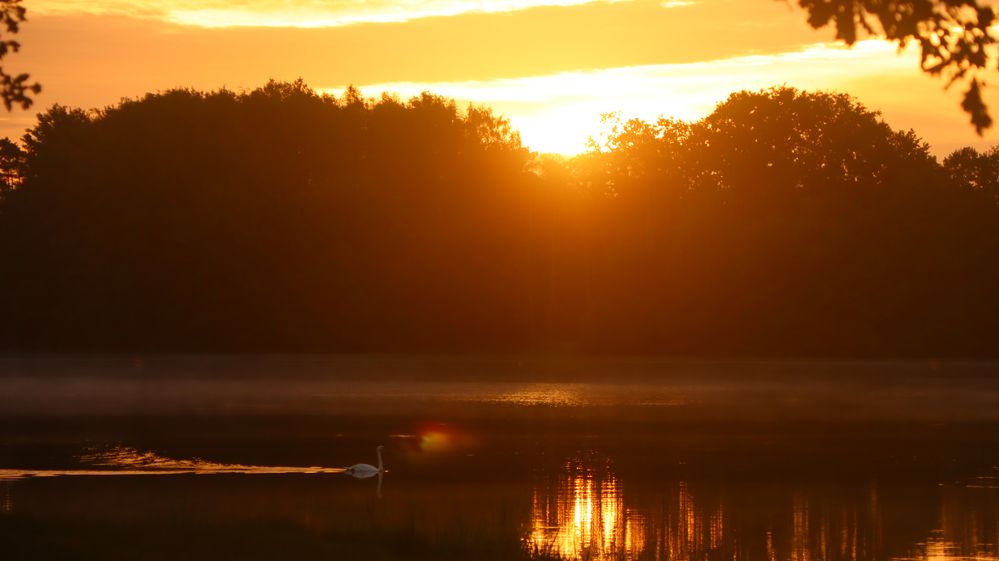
[0,81,997,356]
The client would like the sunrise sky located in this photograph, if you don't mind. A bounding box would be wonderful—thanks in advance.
[3,0,997,155]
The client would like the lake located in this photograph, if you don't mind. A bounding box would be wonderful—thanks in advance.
[1,356,998,560]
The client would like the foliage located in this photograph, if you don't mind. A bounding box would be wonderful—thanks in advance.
[0,0,39,110]
[943,144,999,203]
[0,136,23,195]
[1,83,998,357]
[795,0,997,133]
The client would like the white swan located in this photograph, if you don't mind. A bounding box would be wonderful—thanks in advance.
[345,445,383,479]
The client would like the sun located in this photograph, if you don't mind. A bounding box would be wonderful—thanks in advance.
[508,105,604,156]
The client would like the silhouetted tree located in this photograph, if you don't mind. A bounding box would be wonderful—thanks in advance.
[580,87,999,355]
[0,0,39,110]
[794,0,996,132]
[1,83,998,357]
[944,144,999,204]
[0,81,537,352]
[0,136,22,196]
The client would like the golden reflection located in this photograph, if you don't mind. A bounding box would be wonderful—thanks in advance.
[528,456,643,560]
[793,493,810,561]
[895,478,999,561]
[527,456,735,561]
[899,531,999,561]
[0,446,345,480]
[526,461,999,561]
[663,480,726,560]
[493,384,586,407]
[525,460,999,561]
[898,476,999,561]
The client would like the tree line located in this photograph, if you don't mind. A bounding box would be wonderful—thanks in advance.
[1,80,997,357]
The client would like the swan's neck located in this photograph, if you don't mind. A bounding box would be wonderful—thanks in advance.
[377,448,383,472]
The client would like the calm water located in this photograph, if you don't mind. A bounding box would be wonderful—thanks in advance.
[1,357,999,561]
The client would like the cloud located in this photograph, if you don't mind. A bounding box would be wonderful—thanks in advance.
[30,0,636,28]
[6,3,993,156]
[322,40,995,155]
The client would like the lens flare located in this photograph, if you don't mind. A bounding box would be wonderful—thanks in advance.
[420,430,452,453]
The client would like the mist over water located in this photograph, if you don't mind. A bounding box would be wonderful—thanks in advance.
[1,357,998,560]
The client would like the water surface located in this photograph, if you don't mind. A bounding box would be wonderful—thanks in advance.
[1,357,998,560]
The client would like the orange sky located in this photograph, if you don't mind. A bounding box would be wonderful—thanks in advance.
[2,0,997,154]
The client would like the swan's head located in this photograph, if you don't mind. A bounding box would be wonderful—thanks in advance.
[377,445,384,451]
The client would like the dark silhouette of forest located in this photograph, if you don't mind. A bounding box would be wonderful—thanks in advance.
[1,80,998,357]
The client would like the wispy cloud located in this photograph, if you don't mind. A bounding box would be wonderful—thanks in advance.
[321,41,916,154]
[30,0,638,28]
[323,40,993,155]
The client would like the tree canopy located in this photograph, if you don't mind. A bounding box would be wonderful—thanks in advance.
[0,82,997,357]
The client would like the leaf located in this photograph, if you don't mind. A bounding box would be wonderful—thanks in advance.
[961,79,993,135]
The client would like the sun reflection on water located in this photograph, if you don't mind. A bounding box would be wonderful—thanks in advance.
[899,532,999,561]
[528,456,642,560]
[494,385,586,407]
[526,459,999,561]
[526,457,735,560]
[896,472,999,561]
